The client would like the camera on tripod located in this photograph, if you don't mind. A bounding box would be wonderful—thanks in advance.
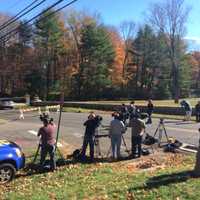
[94,115,103,127]
[40,113,53,124]
[159,118,164,124]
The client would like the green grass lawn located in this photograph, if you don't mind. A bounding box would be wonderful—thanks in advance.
[0,153,199,200]
[85,98,200,107]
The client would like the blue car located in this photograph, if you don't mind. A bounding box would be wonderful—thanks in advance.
[0,140,25,184]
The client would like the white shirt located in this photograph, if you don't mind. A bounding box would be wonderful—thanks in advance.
[109,119,125,136]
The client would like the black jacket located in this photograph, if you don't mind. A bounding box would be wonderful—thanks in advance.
[84,119,99,136]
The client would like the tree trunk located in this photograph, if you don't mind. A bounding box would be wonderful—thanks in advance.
[172,62,179,104]
[134,57,140,96]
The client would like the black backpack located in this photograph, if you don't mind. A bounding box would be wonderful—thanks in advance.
[143,134,158,145]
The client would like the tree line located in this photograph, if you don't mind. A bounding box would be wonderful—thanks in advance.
[0,0,199,101]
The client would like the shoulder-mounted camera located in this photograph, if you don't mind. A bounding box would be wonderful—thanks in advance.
[40,113,53,124]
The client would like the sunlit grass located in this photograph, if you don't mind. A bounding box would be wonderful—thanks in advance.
[0,154,197,200]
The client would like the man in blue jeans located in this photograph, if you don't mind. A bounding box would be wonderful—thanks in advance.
[109,112,126,159]
[129,114,146,158]
[38,118,56,171]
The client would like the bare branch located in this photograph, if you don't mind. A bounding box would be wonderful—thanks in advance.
[120,21,135,42]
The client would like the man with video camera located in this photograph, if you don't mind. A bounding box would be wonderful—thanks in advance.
[81,112,101,161]
[129,113,146,158]
[37,114,56,171]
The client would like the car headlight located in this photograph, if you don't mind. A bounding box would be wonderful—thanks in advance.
[15,148,22,157]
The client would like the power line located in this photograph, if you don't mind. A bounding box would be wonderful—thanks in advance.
[0,0,65,42]
[0,0,79,43]
[0,0,47,31]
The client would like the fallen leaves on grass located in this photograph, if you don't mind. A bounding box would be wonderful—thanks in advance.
[111,153,190,173]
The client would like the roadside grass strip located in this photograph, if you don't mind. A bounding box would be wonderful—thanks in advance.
[19,105,60,119]
[0,153,197,200]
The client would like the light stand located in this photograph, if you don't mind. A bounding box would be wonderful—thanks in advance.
[153,118,169,147]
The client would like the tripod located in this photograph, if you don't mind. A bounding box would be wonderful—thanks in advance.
[94,125,109,158]
[153,118,169,147]
[32,141,64,166]
[106,134,130,157]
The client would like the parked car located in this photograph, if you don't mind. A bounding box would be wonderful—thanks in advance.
[31,96,42,103]
[0,98,15,109]
[0,140,25,184]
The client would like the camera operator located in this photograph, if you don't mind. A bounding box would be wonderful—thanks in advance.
[120,103,129,124]
[128,101,136,116]
[37,115,56,171]
[81,112,100,161]
[180,100,192,121]
[109,112,126,160]
[129,113,146,158]
[146,99,154,124]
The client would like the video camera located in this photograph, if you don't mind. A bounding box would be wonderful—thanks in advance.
[40,113,54,124]
[94,115,103,127]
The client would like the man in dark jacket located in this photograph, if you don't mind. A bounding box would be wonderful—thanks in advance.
[120,103,129,124]
[146,99,154,124]
[180,100,192,121]
[195,101,200,122]
[81,112,99,161]
[38,118,56,171]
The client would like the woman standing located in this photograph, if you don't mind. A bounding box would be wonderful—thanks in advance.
[146,99,154,124]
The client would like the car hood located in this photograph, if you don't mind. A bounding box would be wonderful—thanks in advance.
[0,140,20,150]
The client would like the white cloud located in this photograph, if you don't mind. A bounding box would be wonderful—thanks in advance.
[184,36,200,45]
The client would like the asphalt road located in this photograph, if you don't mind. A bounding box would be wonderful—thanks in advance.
[0,109,200,156]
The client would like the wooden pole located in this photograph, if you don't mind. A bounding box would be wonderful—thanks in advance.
[55,92,64,153]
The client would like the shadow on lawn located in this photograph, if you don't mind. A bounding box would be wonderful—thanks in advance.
[129,170,193,192]
[15,156,132,179]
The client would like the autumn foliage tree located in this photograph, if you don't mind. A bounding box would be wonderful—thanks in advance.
[0,4,196,100]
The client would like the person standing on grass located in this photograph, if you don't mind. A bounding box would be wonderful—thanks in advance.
[109,112,126,160]
[180,100,192,121]
[146,99,154,124]
[128,101,136,117]
[81,112,99,161]
[129,114,146,158]
[195,101,200,122]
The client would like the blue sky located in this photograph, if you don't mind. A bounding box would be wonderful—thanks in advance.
[0,0,200,43]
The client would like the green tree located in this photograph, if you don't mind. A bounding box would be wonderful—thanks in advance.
[152,32,171,99]
[18,20,33,47]
[149,0,191,102]
[72,23,115,99]
[131,25,172,99]
[34,10,64,99]
[4,20,33,95]
[132,25,159,97]
[179,54,192,97]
